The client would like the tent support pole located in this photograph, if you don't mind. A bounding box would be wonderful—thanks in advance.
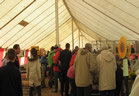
[81,33,83,48]
[55,0,59,46]
[72,17,74,50]
[79,29,80,48]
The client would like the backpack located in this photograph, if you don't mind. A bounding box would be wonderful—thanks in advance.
[54,50,63,70]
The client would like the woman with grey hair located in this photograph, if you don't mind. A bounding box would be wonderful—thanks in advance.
[74,43,97,96]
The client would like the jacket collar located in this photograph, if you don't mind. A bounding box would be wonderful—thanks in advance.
[7,62,16,67]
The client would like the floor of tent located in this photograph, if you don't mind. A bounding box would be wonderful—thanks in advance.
[22,76,129,96]
[23,79,100,96]
[23,85,62,96]
[27,87,100,96]
[41,88,61,96]
[23,77,123,96]
[23,78,63,96]
[42,88,100,96]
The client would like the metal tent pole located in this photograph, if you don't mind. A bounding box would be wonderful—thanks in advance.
[72,17,74,50]
[55,0,59,46]
[79,29,80,48]
[81,33,83,48]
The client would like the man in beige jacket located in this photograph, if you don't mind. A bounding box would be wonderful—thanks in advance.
[130,60,139,96]
[74,43,97,96]
[96,43,117,96]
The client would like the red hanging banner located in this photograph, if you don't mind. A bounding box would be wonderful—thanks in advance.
[0,48,4,67]
[24,50,29,64]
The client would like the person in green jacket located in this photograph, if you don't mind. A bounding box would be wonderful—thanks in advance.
[47,46,55,88]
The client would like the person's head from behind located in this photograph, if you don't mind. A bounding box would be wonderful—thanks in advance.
[75,46,79,51]
[100,43,108,51]
[85,43,92,52]
[51,46,54,51]
[65,43,70,50]
[42,50,46,56]
[54,45,59,52]
[7,49,16,62]
[119,59,123,66]
[116,55,123,65]
[13,44,20,54]
[46,51,49,55]
[31,48,38,59]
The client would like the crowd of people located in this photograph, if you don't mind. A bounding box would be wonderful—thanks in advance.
[0,43,139,96]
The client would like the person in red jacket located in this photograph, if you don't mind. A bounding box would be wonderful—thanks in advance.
[70,52,77,67]
[67,52,77,96]
[53,46,62,92]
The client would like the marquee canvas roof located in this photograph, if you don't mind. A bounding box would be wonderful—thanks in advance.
[0,0,139,50]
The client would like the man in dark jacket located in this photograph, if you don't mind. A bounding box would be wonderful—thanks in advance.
[13,44,20,69]
[0,49,23,96]
[59,43,72,96]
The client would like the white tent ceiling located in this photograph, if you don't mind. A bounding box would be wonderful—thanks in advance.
[65,0,139,41]
[0,0,138,50]
[0,0,84,50]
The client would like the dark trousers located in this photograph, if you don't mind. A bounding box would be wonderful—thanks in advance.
[41,64,46,87]
[48,66,54,88]
[100,90,115,96]
[115,83,122,96]
[29,86,41,96]
[77,85,92,96]
[54,71,62,91]
[61,71,69,96]
[124,77,129,96]
[69,78,76,96]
